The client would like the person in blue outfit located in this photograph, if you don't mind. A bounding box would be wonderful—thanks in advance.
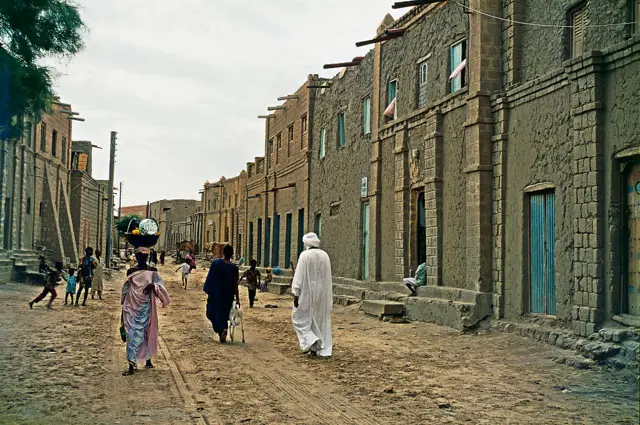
[203,245,240,343]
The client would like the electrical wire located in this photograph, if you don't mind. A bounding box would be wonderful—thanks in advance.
[456,1,638,28]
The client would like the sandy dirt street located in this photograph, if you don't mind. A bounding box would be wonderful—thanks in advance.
[0,265,637,424]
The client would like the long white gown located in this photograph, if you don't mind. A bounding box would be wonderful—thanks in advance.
[291,248,333,357]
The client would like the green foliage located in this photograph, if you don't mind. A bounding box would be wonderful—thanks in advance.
[116,214,142,237]
[0,0,86,138]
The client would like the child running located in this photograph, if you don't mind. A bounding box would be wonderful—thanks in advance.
[65,268,77,305]
[239,259,261,308]
[29,261,63,309]
[176,261,191,290]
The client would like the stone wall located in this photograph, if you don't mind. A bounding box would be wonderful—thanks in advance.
[518,0,631,84]
[309,53,374,280]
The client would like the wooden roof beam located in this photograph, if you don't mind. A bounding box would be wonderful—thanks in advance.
[355,29,406,47]
[323,56,364,69]
[277,95,299,101]
[257,114,275,119]
[392,0,442,9]
[267,105,287,111]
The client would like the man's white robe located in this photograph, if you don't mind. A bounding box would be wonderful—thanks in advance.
[291,248,333,357]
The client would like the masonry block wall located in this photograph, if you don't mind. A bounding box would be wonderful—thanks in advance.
[309,53,374,280]
[244,157,266,262]
[495,0,640,335]
[262,79,311,269]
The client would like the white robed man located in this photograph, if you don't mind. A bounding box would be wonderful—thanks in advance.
[291,232,333,357]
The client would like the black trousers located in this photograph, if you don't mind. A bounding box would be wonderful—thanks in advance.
[248,288,256,308]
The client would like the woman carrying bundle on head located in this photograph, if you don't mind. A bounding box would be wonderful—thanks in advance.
[120,219,170,376]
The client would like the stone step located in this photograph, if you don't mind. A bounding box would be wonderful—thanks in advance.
[267,282,291,296]
[404,297,484,331]
[333,294,359,307]
[361,300,405,317]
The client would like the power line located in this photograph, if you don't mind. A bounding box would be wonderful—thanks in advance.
[456,2,638,29]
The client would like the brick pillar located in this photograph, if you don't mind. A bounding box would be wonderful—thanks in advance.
[0,140,8,250]
[424,111,443,286]
[502,0,522,87]
[491,99,509,317]
[394,124,410,280]
[368,28,384,281]
[566,52,605,336]
[465,0,503,293]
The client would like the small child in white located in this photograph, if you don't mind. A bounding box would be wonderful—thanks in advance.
[176,262,191,290]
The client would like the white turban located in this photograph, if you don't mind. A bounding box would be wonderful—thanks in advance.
[302,232,321,250]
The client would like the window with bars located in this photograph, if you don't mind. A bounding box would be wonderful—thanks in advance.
[40,123,47,152]
[338,112,346,148]
[387,79,398,119]
[363,97,371,135]
[570,5,586,58]
[450,40,466,93]
[319,127,326,159]
[288,124,294,156]
[51,130,57,157]
[417,60,429,108]
[61,137,67,164]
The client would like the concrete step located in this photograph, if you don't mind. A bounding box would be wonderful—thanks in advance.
[404,297,487,331]
[361,300,405,317]
[267,282,291,296]
[333,294,359,307]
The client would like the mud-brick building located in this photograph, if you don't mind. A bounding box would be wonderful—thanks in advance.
[309,53,375,280]
[201,173,247,257]
[149,199,200,252]
[245,156,267,263]
[307,0,640,337]
[0,100,81,266]
[70,140,109,256]
[254,78,314,269]
[492,0,640,335]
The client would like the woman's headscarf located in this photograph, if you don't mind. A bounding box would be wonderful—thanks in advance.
[302,232,321,250]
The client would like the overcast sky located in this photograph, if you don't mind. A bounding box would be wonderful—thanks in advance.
[52,0,402,207]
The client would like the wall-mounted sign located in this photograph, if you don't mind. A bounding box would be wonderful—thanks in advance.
[361,177,368,197]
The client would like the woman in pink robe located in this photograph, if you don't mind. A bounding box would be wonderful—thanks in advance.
[121,247,170,376]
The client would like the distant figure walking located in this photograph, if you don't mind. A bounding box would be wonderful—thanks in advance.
[29,261,64,309]
[203,245,240,343]
[121,247,170,376]
[291,233,333,357]
[239,259,261,308]
[91,250,104,300]
[160,250,166,266]
[76,247,97,306]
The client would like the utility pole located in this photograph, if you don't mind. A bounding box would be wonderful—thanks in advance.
[118,181,123,252]
[105,131,117,269]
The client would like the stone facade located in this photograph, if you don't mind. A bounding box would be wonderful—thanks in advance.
[70,141,109,257]
[178,1,640,338]
[201,174,247,259]
[149,199,200,252]
[309,53,374,280]
[119,204,146,217]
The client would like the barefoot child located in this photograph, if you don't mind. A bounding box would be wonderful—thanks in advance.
[176,261,191,290]
[29,261,63,309]
[261,268,272,292]
[65,268,77,305]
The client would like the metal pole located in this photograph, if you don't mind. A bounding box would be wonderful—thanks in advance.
[105,131,116,269]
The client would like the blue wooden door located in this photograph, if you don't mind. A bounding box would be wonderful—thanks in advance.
[285,213,292,269]
[272,214,280,267]
[264,218,270,268]
[530,192,556,315]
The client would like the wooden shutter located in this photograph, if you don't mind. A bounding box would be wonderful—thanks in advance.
[572,7,585,57]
